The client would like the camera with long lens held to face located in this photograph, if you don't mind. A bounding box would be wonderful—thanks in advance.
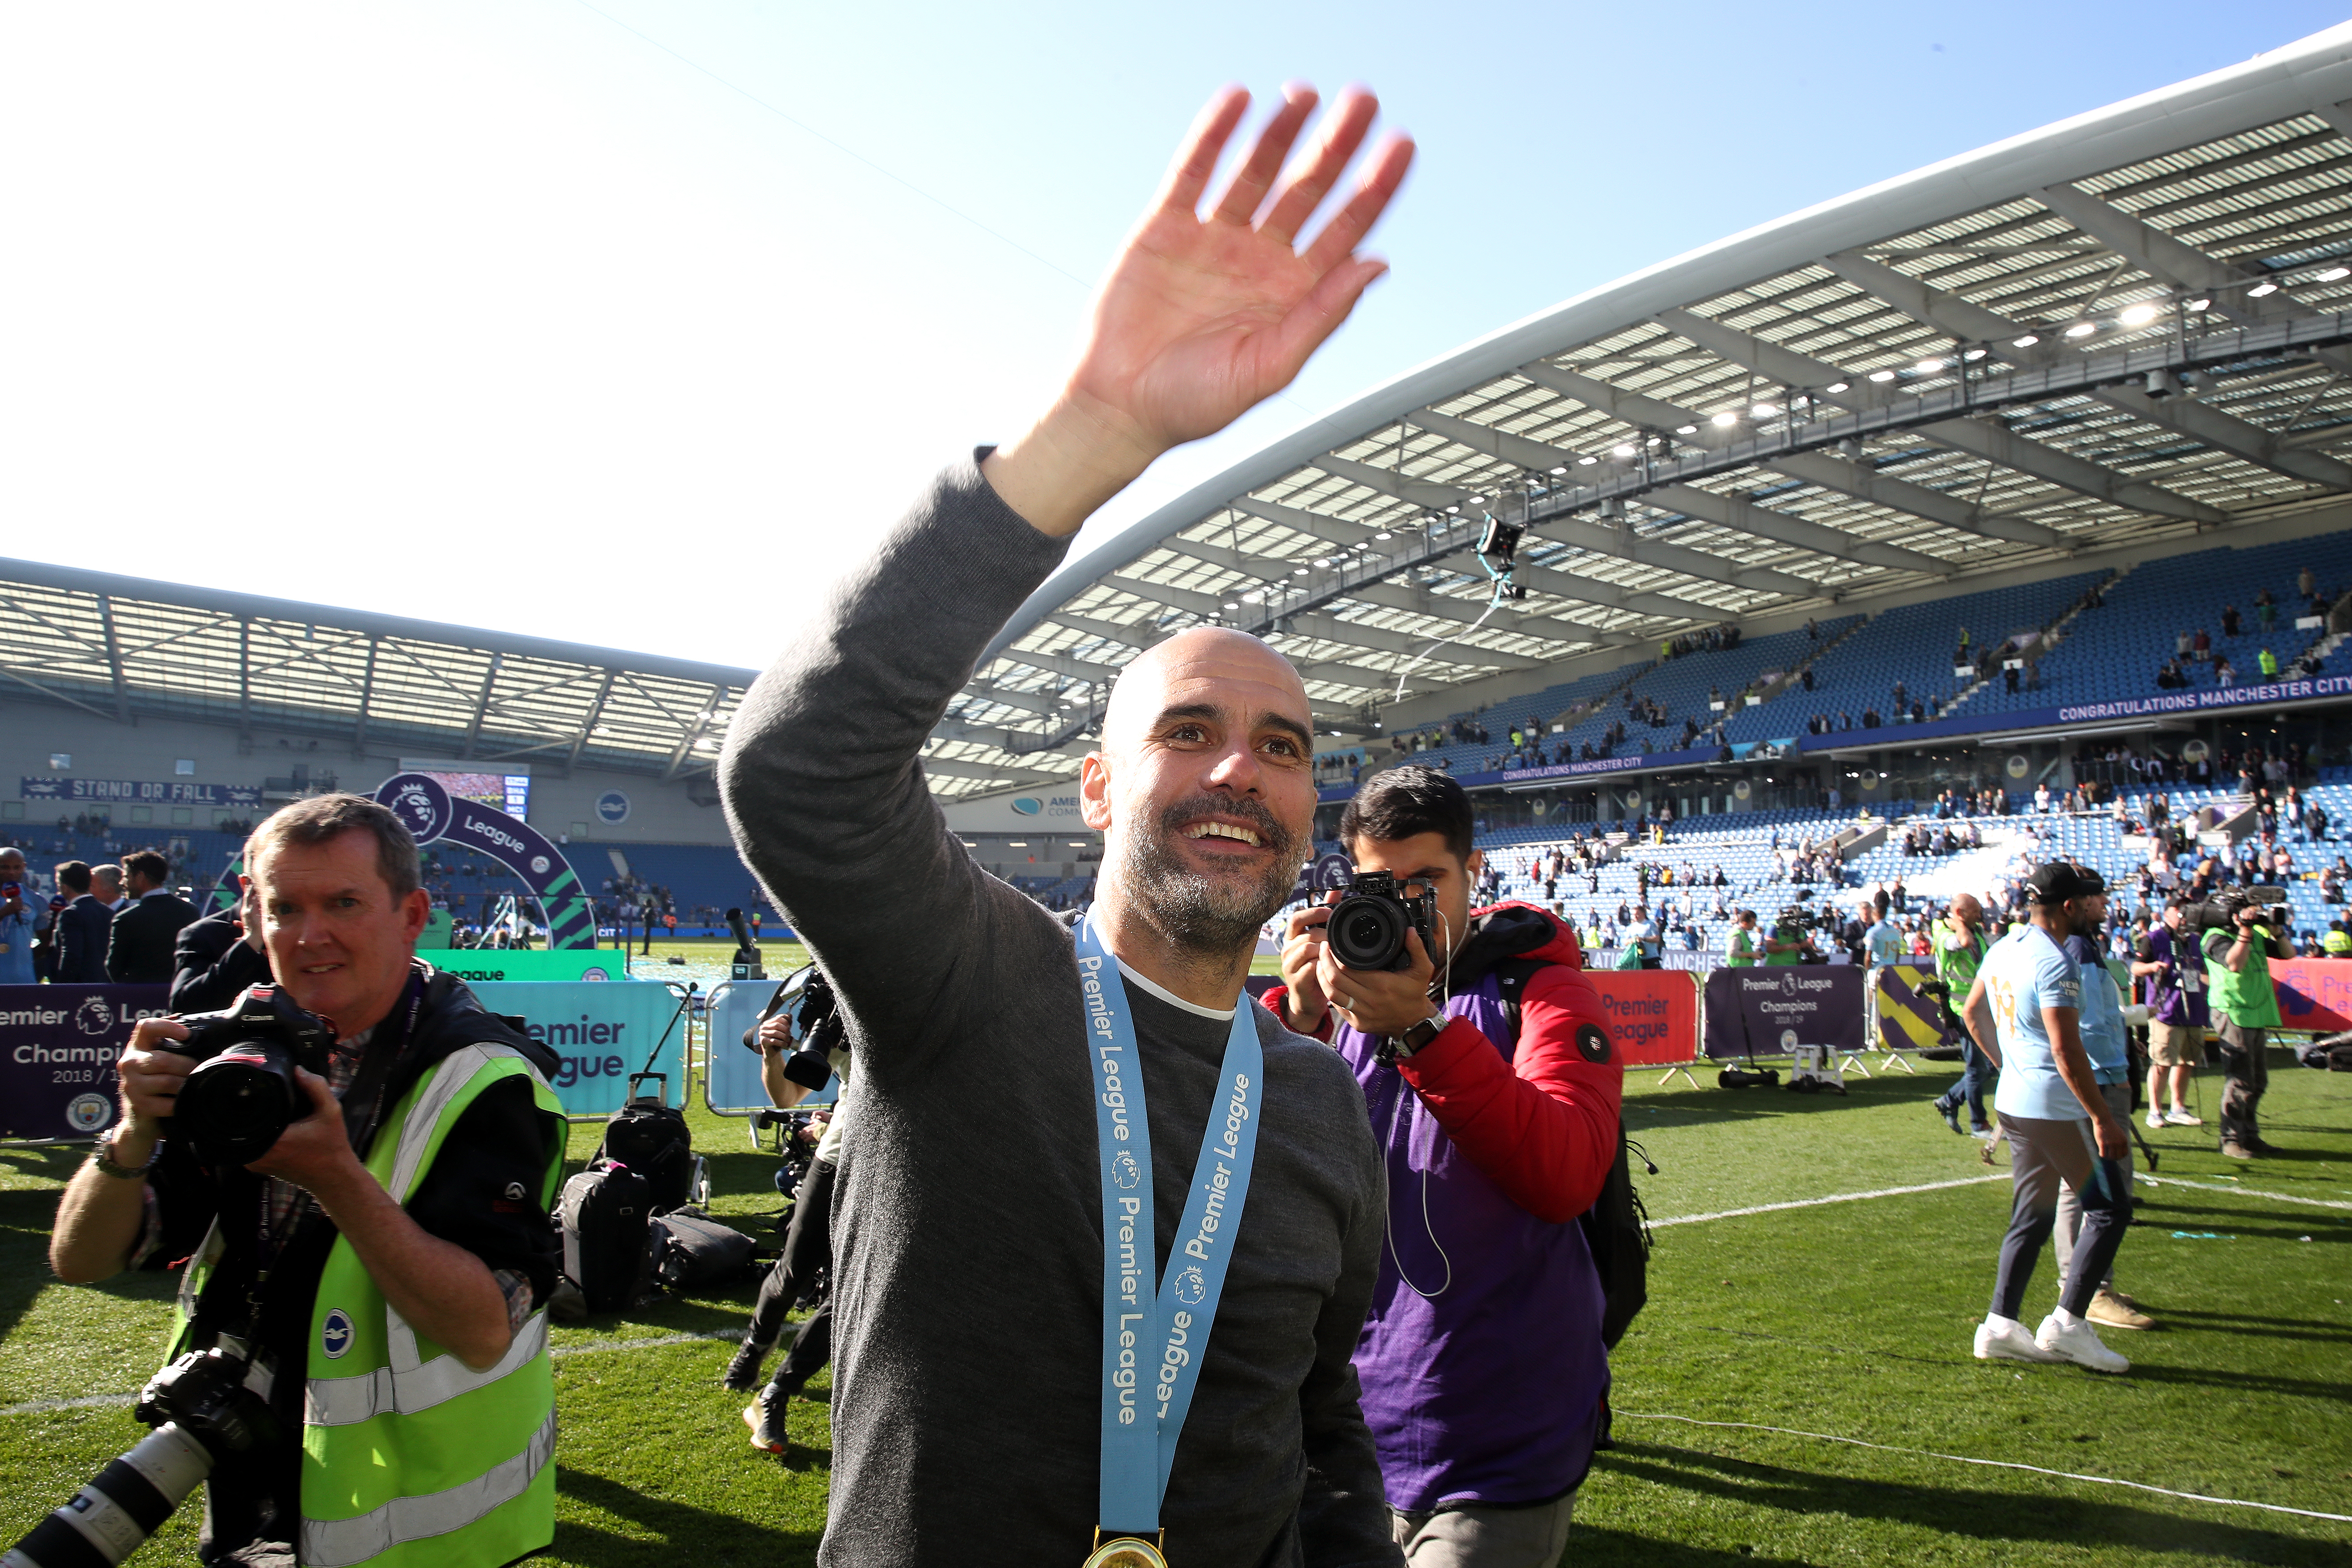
[4,1348,277,1568]
[739,962,846,1092]
[1325,870,1440,973]
[160,985,340,1165]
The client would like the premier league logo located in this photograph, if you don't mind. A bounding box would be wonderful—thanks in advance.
[376,773,453,847]
[75,996,112,1035]
[66,1093,112,1133]
[1174,1266,1207,1307]
[322,1308,356,1360]
[1112,1151,1142,1191]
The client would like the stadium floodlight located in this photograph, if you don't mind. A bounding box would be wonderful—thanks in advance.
[1293,568,1309,576]
[1549,465,1567,475]
[2011,334,2040,348]
[1912,358,1943,374]
[1675,424,1699,435]
[1710,411,1738,427]
[2248,280,2279,297]
[2117,302,2161,327]
[1375,531,1392,539]
[1222,602,1239,610]
[1645,436,1661,447]
[1868,369,1897,382]
[2184,298,2211,312]
[2315,267,2351,282]
[1446,504,1461,513]
[1750,403,1778,417]
[1823,381,1850,394]
[1612,442,1636,457]
[1577,455,1598,465]
[2064,321,2098,337]
[1962,348,1987,361]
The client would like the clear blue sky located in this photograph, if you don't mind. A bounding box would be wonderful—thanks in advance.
[2,2,2343,669]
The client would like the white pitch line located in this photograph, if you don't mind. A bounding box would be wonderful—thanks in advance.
[0,1328,753,1419]
[1649,1175,2006,1227]
[1617,1410,2352,1524]
[2140,1174,2352,1212]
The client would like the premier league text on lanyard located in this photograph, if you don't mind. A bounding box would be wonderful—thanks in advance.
[1076,913,1263,1544]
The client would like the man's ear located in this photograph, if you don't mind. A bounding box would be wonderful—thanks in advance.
[398,886,430,945]
[1079,752,1113,832]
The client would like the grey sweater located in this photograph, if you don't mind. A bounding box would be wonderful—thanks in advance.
[720,457,1396,1568]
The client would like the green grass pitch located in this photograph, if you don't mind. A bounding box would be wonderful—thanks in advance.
[1,1000,2345,1566]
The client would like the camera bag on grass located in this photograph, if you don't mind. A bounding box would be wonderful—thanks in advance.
[647,1207,761,1291]
[559,1159,655,1312]
[597,1071,698,1215]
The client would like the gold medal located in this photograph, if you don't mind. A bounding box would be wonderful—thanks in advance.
[1083,1531,1168,1568]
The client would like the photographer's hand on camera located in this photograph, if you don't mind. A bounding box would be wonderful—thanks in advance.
[1276,894,1337,1034]
[1315,925,1439,1040]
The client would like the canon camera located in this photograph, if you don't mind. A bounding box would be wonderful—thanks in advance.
[159,985,339,1165]
[1326,870,1441,973]
[738,963,844,1092]
[5,1349,280,1568]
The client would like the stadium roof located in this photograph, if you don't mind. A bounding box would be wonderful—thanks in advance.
[927,23,2352,798]
[0,558,767,785]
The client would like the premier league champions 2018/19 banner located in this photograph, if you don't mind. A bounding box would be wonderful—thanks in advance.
[0,986,170,1140]
[1702,966,1866,1059]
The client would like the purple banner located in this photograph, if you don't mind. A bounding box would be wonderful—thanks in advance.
[1453,745,1730,790]
[375,773,595,949]
[1702,966,1866,1059]
[0,984,170,1140]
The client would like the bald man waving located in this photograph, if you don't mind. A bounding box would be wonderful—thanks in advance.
[721,87,1413,1568]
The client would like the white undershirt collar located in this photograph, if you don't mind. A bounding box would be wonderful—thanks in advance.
[1116,958,1240,1021]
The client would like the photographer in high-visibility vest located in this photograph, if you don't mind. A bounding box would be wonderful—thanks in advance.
[2202,890,2288,1160]
[50,794,568,1567]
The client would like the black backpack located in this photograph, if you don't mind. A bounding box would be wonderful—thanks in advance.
[558,1159,654,1312]
[1493,956,1656,1350]
[597,1072,699,1215]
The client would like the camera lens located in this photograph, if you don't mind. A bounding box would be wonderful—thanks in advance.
[175,1053,299,1163]
[1328,895,1406,971]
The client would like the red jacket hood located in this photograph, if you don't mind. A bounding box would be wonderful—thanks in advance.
[1454,899,1584,980]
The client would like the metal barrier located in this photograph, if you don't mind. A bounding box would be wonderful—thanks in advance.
[703,977,838,1118]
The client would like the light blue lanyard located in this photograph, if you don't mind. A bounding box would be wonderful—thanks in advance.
[1078,912,1263,1536]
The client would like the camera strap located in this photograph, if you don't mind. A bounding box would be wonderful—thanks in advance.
[1076,911,1261,1542]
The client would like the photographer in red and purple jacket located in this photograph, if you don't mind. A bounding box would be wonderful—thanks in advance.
[1264,766,1623,1566]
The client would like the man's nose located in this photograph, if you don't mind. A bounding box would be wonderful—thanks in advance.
[1203,741,1263,793]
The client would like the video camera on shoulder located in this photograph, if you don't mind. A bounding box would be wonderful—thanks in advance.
[2182,884,2289,934]
[1327,869,1438,973]
[157,985,339,1165]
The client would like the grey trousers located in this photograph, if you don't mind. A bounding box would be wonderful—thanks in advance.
[1391,1491,1577,1568]
[2055,1081,2133,1295]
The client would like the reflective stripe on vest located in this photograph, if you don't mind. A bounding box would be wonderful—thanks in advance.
[301,1041,565,1568]
[306,1309,550,1427]
[299,1405,557,1568]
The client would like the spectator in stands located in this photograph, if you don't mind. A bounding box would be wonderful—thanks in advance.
[2222,605,2242,638]
[2194,627,2212,661]
[2155,658,2186,690]
[105,849,198,984]
[2256,589,2276,632]
[2259,647,2280,679]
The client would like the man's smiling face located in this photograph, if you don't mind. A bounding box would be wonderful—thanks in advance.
[1082,628,1316,957]
[253,826,427,1035]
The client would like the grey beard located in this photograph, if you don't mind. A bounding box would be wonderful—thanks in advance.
[1117,799,1301,958]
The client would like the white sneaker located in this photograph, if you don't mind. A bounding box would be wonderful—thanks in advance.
[2146,1111,2164,1131]
[2163,1108,2203,1127]
[1975,1315,2059,1363]
[2036,1311,2130,1373]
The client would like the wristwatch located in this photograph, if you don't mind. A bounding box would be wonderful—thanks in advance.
[1390,1013,1450,1059]
[90,1133,157,1180]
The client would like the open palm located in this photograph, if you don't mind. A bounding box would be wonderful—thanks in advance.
[1073,85,1415,453]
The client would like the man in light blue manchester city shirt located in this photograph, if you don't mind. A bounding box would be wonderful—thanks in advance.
[1958,862,2134,1373]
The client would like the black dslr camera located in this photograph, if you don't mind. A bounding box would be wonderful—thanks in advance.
[7,1348,280,1568]
[1326,870,1440,973]
[739,963,844,1091]
[160,985,339,1165]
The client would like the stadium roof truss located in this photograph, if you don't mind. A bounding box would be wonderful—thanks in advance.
[0,560,767,786]
[927,27,2352,797]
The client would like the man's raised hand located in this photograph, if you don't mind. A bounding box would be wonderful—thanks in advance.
[985,84,1413,535]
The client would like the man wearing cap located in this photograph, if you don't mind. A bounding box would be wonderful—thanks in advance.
[1957,862,2134,1373]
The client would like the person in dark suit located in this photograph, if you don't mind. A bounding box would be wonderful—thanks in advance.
[106,849,198,984]
[170,878,271,1012]
[51,860,114,985]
